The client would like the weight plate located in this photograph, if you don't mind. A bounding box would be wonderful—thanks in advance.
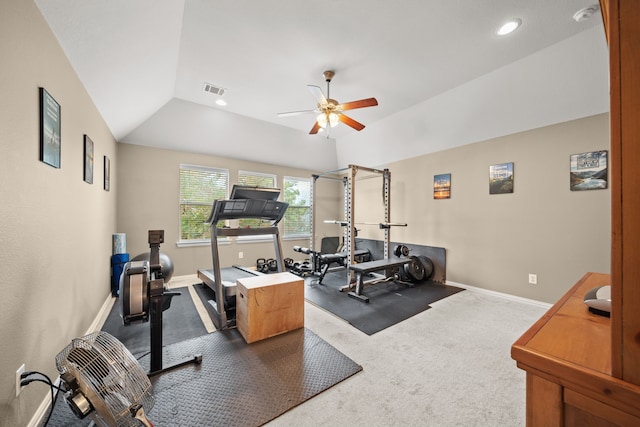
[418,255,434,280]
[394,244,410,257]
[405,255,425,281]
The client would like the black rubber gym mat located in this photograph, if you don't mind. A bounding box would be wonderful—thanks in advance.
[305,271,464,335]
[46,328,362,427]
[101,285,208,356]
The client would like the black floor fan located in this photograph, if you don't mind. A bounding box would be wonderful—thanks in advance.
[120,230,202,376]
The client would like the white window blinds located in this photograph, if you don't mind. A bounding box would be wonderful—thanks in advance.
[283,176,311,237]
[179,164,229,240]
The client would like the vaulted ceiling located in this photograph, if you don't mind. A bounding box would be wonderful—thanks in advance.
[35,0,607,171]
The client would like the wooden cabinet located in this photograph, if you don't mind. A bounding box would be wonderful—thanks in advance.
[605,0,640,384]
[512,273,640,426]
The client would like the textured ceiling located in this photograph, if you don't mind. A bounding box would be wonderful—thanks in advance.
[35,0,605,170]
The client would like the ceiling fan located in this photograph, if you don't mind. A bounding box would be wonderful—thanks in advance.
[278,70,378,135]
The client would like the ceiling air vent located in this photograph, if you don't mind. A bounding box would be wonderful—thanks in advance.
[203,82,226,96]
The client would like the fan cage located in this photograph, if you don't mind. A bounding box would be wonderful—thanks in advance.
[56,331,154,427]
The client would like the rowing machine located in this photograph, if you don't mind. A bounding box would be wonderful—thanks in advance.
[120,230,202,375]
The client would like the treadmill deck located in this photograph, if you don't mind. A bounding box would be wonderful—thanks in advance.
[197,266,261,298]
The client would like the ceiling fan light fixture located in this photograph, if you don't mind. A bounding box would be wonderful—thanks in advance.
[279,70,377,135]
[317,112,339,129]
[329,112,339,128]
[317,113,327,128]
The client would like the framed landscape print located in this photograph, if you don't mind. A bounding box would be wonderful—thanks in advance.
[104,156,110,191]
[434,173,451,199]
[83,135,94,184]
[489,162,514,194]
[570,150,608,191]
[39,87,61,168]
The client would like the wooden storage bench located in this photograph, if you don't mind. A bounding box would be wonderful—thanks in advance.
[236,272,304,343]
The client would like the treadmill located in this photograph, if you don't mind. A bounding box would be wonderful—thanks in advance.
[197,185,288,330]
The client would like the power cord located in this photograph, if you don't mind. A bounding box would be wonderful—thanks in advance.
[20,371,63,427]
[21,376,66,392]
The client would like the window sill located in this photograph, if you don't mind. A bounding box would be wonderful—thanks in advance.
[176,238,230,248]
[237,235,277,244]
[235,234,311,243]
[282,235,311,241]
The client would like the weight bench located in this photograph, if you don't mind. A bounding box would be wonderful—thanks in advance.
[346,257,415,303]
[293,246,349,283]
[317,253,348,282]
[293,245,373,283]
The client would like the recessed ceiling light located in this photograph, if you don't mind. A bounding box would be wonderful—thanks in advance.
[215,99,227,106]
[497,19,522,36]
[573,5,599,22]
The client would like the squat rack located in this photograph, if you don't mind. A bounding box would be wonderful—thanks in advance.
[311,164,399,276]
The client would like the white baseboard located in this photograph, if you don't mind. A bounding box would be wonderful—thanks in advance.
[85,292,116,334]
[27,292,114,427]
[446,280,552,309]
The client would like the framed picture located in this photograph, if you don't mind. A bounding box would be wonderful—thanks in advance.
[489,162,514,194]
[83,135,94,184]
[570,150,608,191]
[434,173,451,199]
[104,156,110,191]
[39,87,61,168]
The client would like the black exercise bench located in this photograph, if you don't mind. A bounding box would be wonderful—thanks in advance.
[293,246,371,283]
[346,257,412,303]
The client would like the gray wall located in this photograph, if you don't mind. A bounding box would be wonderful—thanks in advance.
[0,1,118,425]
[116,143,342,276]
[354,113,610,303]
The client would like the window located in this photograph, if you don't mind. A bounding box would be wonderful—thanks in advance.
[283,176,311,238]
[237,171,276,229]
[179,164,228,242]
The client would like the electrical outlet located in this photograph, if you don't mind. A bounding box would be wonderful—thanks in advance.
[16,364,25,397]
[528,274,537,285]
[238,251,244,259]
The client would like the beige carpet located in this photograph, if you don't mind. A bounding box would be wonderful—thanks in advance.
[267,287,548,426]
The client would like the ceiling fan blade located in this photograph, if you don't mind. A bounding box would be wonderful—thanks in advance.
[307,85,327,105]
[309,122,321,134]
[338,114,366,131]
[277,109,317,117]
[340,98,378,111]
